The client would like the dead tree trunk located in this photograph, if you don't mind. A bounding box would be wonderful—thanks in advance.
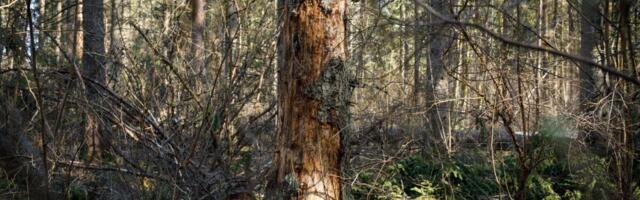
[268,0,353,199]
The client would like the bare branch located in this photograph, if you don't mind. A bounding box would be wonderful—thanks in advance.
[416,0,640,86]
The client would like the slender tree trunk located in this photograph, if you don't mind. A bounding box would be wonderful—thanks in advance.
[82,0,105,162]
[74,0,83,61]
[268,0,352,199]
[38,0,46,49]
[108,0,121,85]
[424,0,450,155]
[513,5,531,200]
[401,1,408,94]
[602,0,611,89]
[355,0,367,104]
[413,0,421,105]
[55,0,62,62]
[617,1,635,199]
[161,0,174,59]
[190,0,205,83]
[0,7,3,67]
[216,0,240,134]
[223,0,239,82]
[514,165,531,200]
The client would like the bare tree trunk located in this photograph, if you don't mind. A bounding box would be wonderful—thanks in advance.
[223,0,239,83]
[82,0,105,162]
[216,0,240,140]
[617,1,635,199]
[424,0,450,155]
[578,0,600,103]
[108,0,121,85]
[355,0,367,104]
[0,7,3,67]
[268,0,352,199]
[74,0,83,61]
[401,1,408,94]
[38,0,46,49]
[412,0,421,105]
[55,0,62,62]
[513,5,530,200]
[190,0,205,81]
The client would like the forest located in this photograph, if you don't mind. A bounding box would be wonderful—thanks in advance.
[0,0,639,199]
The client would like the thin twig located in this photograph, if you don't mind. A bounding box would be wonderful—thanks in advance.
[128,22,204,110]
[25,1,51,199]
[0,0,18,9]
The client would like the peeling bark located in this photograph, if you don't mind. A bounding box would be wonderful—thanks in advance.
[268,0,352,199]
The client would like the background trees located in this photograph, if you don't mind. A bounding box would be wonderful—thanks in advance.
[0,0,638,199]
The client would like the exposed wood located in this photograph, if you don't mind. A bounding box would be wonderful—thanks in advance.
[269,0,352,199]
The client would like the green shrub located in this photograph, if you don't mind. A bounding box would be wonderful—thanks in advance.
[350,116,619,199]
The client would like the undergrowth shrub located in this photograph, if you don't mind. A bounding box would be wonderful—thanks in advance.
[351,117,618,199]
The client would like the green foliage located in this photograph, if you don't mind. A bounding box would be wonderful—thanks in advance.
[352,152,499,199]
[410,180,437,199]
[352,117,621,199]
[67,182,88,200]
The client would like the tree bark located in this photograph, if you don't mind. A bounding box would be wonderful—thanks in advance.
[108,0,121,85]
[355,0,367,104]
[578,0,600,103]
[424,0,450,154]
[82,0,105,162]
[401,1,408,93]
[0,7,3,67]
[38,0,46,49]
[616,1,635,199]
[223,0,239,82]
[412,0,421,105]
[74,0,83,61]
[268,0,352,199]
[55,0,62,62]
[190,0,205,79]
